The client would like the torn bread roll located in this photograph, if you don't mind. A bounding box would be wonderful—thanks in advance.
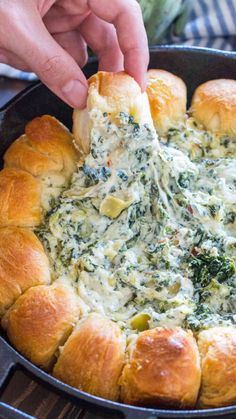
[2,284,81,369]
[146,69,187,135]
[190,79,236,138]
[73,71,154,155]
[53,313,126,401]
[0,227,50,316]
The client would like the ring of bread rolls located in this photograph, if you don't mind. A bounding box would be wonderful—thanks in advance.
[0,71,236,409]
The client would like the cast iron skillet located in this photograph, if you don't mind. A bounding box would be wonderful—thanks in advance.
[0,46,236,419]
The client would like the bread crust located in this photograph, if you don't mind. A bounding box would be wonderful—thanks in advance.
[0,227,50,316]
[0,168,42,227]
[146,69,187,135]
[53,313,126,401]
[190,79,236,137]
[73,71,153,155]
[2,284,81,369]
[198,327,236,408]
[120,327,201,408]
[4,115,79,183]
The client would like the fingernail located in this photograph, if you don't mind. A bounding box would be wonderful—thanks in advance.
[62,80,87,108]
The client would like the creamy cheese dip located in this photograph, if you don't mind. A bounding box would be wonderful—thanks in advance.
[36,111,236,334]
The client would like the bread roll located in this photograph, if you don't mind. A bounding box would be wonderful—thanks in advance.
[53,313,126,401]
[146,69,187,135]
[190,79,236,138]
[0,227,50,316]
[0,168,42,227]
[4,115,79,183]
[73,71,154,155]
[198,327,236,408]
[2,284,81,369]
[120,327,201,408]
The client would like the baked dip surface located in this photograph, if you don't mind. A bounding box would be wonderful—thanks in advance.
[38,101,236,334]
[1,71,236,409]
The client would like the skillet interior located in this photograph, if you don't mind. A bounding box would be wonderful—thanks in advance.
[0,46,236,419]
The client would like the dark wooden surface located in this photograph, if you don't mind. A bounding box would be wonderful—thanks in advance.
[0,77,122,419]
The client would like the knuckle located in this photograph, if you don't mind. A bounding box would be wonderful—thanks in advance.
[40,55,66,80]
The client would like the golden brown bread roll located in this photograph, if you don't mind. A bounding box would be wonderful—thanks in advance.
[53,313,126,401]
[2,284,81,369]
[0,227,50,316]
[0,168,42,227]
[4,115,79,182]
[146,69,187,135]
[120,327,201,408]
[190,79,236,138]
[73,71,154,155]
[198,327,236,408]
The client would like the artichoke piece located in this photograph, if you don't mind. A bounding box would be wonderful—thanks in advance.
[130,313,151,331]
[100,195,132,219]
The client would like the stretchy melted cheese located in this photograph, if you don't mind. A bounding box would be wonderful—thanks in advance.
[36,111,236,334]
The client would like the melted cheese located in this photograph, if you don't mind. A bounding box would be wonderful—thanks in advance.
[36,111,236,334]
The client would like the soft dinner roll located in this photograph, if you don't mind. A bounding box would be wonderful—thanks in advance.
[198,327,236,408]
[0,168,42,227]
[120,327,201,408]
[4,115,79,185]
[2,284,81,369]
[146,69,187,135]
[73,71,154,155]
[190,79,236,138]
[0,227,50,316]
[53,313,126,401]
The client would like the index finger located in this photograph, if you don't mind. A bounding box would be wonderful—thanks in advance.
[88,0,149,90]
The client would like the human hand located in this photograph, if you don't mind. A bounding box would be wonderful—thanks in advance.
[0,0,149,108]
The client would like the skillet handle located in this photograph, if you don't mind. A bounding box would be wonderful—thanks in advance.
[0,337,36,418]
[0,336,16,389]
[0,403,35,419]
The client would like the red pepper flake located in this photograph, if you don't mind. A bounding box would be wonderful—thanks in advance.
[107,159,112,167]
[191,247,201,256]
[187,205,193,214]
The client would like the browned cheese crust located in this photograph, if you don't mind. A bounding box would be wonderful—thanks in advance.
[2,284,81,369]
[190,79,236,138]
[198,327,236,408]
[0,227,50,316]
[120,327,201,408]
[146,69,187,135]
[53,313,126,401]
[4,115,79,183]
[0,168,42,227]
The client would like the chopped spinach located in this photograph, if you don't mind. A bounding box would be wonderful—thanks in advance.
[190,253,236,287]
[80,164,111,187]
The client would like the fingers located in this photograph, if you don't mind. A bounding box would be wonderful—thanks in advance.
[88,0,149,90]
[79,13,124,73]
[53,31,88,68]
[0,48,30,71]
[1,4,88,108]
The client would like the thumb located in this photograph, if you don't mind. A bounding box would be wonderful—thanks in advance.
[4,5,88,108]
